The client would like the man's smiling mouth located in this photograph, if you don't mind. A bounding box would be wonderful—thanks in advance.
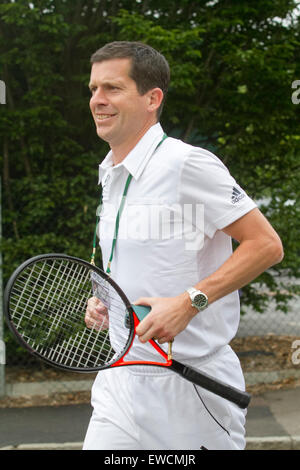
[95,113,117,122]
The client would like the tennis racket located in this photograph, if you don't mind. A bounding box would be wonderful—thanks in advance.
[4,253,251,409]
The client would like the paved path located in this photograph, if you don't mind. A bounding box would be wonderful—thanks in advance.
[1,387,300,450]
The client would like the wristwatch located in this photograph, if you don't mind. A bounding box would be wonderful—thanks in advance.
[186,287,208,311]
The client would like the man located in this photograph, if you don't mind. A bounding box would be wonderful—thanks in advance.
[83,41,283,450]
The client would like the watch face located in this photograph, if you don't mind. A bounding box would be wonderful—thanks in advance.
[193,293,207,309]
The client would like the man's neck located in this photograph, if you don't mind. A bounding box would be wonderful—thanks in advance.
[110,122,157,166]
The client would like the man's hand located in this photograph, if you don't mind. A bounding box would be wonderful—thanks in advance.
[85,296,109,331]
[134,293,196,344]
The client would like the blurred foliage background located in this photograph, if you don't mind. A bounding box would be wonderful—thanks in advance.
[1,0,300,342]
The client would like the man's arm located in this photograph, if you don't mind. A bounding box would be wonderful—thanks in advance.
[191,207,284,306]
[135,208,284,344]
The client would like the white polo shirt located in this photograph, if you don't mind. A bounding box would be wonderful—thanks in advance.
[98,123,256,364]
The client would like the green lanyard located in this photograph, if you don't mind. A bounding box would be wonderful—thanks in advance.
[91,133,168,274]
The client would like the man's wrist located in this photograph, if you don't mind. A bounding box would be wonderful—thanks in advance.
[180,291,199,317]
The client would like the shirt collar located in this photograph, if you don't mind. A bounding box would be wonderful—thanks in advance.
[98,123,165,184]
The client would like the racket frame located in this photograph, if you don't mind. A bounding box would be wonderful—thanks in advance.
[112,310,172,369]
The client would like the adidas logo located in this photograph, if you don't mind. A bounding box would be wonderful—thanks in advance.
[231,186,245,204]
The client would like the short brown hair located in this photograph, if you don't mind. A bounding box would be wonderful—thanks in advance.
[90,41,170,119]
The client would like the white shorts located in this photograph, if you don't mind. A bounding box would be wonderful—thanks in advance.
[83,345,247,450]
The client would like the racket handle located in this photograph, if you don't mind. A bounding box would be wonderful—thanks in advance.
[171,359,251,409]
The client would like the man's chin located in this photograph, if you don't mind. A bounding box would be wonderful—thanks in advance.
[96,127,111,143]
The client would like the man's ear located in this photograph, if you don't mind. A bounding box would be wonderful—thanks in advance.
[147,87,164,113]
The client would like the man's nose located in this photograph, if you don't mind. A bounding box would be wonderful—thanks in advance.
[90,87,109,107]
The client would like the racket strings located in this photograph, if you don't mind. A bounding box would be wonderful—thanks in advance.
[9,259,131,369]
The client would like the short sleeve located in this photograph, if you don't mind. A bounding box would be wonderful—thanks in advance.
[179,147,257,238]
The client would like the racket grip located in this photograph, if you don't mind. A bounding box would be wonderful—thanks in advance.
[171,359,251,409]
[125,305,151,328]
